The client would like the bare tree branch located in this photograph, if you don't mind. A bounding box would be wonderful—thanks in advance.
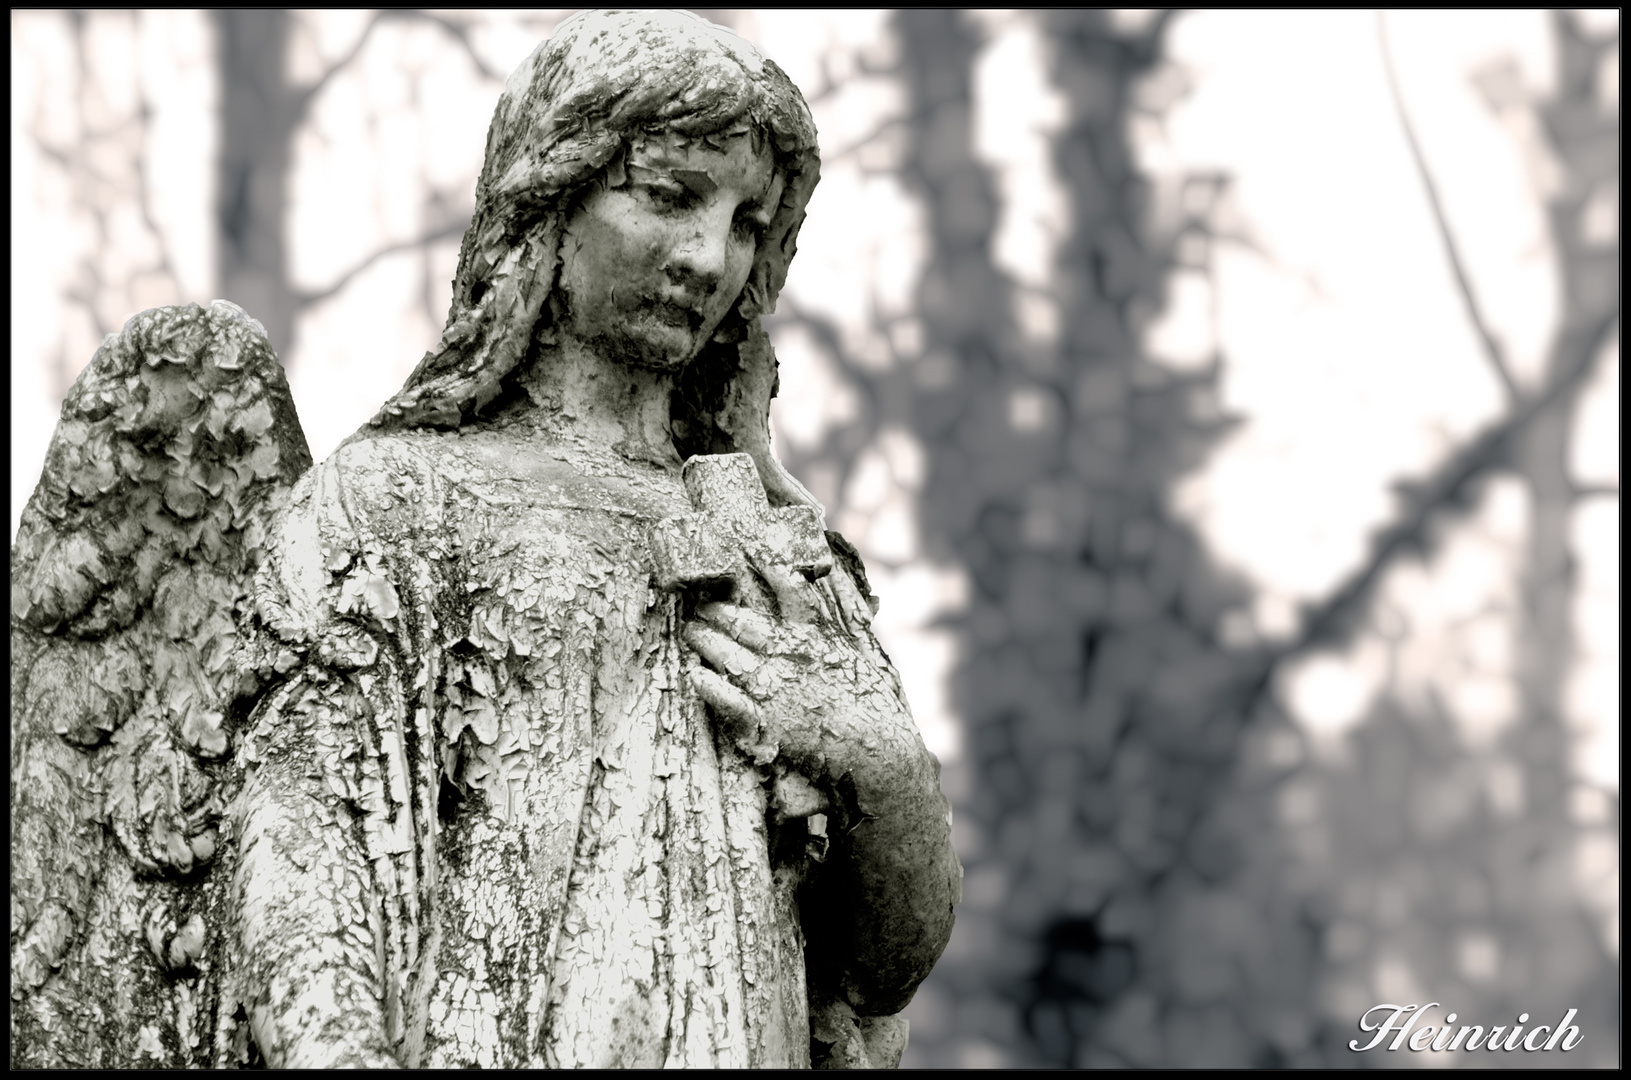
[291,9,510,133]
[52,11,113,396]
[391,8,506,82]
[132,96,184,304]
[1267,305,1616,668]
[820,116,908,165]
[293,218,471,310]
[1570,482,1620,500]
[1124,7,1180,66]
[293,11,391,124]
[1377,10,1521,404]
[767,298,893,501]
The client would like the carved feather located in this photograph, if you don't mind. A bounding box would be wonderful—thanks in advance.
[10,300,312,1066]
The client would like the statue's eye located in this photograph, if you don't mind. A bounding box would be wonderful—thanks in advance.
[734,209,769,241]
[642,181,692,209]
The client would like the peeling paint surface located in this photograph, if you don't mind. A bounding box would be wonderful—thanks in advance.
[237,427,811,1067]
[13,12,957,1068]
[11,300,312,1067]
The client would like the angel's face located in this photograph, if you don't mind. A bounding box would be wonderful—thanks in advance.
[555,127,783,372]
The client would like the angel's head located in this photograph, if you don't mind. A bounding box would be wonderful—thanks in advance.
[362,9,819,436]
[553,121,785,374]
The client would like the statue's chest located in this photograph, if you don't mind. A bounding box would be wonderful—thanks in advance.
[442,447,688,651]
[427,503,681,1046]
[426,498,803,1068]
[443,500,671,815]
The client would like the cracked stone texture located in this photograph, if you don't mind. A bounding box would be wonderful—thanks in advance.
[11,11,958,1069]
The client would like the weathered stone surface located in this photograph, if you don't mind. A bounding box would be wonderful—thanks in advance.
[12,10,958,1069]
[11,299,311,1067]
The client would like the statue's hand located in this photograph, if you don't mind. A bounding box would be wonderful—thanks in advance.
[682,592,918,782]
[684,574,960,1017]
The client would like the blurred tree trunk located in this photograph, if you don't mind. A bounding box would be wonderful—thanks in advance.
[893,10,1254,1068]
[214,11,299,361]
[1515,12,1619,812]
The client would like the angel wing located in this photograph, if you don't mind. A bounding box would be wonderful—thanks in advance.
[10,301,313,1067]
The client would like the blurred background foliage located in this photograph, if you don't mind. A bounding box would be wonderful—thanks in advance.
[10,9,1618,1067]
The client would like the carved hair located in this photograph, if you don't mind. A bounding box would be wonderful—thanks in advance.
[354,8,820,496]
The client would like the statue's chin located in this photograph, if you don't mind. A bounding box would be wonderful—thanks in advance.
[590,319,711,375]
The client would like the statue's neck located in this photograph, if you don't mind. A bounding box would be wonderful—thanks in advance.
[513,341,683,469]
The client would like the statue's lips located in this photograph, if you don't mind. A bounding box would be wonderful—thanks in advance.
[650,299,702,331]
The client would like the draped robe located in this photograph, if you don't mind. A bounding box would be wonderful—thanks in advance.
[238,423,828,1067]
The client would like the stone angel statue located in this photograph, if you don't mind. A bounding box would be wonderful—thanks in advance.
[11,10,959,1069]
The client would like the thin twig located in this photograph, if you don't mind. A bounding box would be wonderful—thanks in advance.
[1377,10,1521,404]
[294,218,471,310]
[769,298,886,492]
[133,99,183,304]
[1570,482,1620,500]
[1265,306,1616,669]
[293,10,508,128]
[820,116,908,165]
[390,9,506,82]
[294,11,390,124]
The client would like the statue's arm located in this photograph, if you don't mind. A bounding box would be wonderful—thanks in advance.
[810,597,960,1017]
[234,683,401,1068]
[230,438,447,1067]
[784,545,961,1016]
[685,551,961,1019]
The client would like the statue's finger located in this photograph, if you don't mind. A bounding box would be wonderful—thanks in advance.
[826,561,875,634]
[682,621,763,678]
[694,602,778,651]
[727,565,769,610]
[698,601,828,669]
[688,666,762,746]
[746,552,819,625]
[773,569,820,625]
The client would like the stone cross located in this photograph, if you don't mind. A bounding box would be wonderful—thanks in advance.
[648,453,832,597]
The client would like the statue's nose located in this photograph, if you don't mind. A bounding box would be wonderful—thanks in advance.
[666,207,733,291]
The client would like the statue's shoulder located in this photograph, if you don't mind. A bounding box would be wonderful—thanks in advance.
[247,430,466,663]
[301,430,448,498]
[432,423,692,524]
[274,431,454,550]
